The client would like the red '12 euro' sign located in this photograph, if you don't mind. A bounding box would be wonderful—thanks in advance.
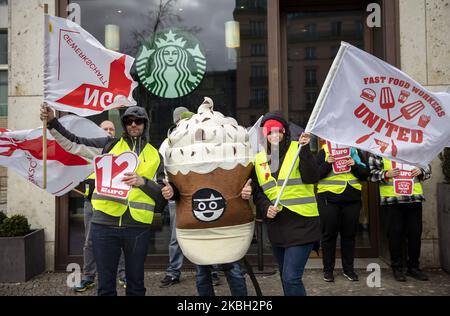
[94,151,139,199]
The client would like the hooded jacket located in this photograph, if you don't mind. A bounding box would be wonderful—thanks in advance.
[251,113,321,248]
[48,107,166,227]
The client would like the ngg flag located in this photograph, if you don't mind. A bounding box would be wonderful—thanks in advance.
[0,116,107,196]
[306,42,450,167]
[44,15,138,116]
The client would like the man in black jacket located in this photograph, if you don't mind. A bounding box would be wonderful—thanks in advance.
[41,104,166,296]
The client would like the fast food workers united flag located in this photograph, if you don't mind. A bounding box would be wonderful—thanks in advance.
[306,42,450,168]
[44,15,138,116]
[0,116,108,196]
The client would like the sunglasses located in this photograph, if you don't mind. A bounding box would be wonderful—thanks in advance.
[125,118,145,126]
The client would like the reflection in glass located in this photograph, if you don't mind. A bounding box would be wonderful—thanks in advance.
[68,0,269,256]
[225,21,240,48]
[287,10,370,249]
[104,24,120,51]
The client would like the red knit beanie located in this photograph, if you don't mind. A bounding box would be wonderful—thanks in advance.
[262,119,285,137]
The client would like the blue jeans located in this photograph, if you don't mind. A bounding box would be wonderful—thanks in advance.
[272,243,314,296]
[82,200,125,282]
[165,201,184,279]
[196,262,247,296]
[91,223,150,296]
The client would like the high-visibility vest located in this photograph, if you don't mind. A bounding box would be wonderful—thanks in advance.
[379,159,423,198]
[83,172,96,198]
[317,145,362,194]
[91,138,160,225]
[254,141,319,217]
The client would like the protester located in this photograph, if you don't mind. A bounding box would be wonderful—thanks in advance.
[194,263,247,296]
[160,98,252,296]
[316,141,370,282]
[162,179,247,296]
[73,120,127,292]
[40,104,166,296]
[249,113,320,296]
[369,154,431,282]
[158,107,213,288]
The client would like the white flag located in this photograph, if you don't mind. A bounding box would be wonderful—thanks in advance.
[247,115,264,155]
[0,116,107,196]
[306,42,450,167]
[44,15,138,116]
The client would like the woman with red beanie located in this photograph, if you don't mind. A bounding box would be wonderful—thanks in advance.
[243,113,320,296]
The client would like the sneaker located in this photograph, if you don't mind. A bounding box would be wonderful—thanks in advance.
[118,277,127,289]
[406,268,429,281]
[159,275,180,288]
[343,271,359,281]
[211,272,221,286]
[73,280,95,293]
[393,269,407,282]
[323,271,335,282]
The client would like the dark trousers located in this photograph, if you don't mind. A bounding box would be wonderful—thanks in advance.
[91,223,151,296]
[318,198,361,274]
[383,203,423,270]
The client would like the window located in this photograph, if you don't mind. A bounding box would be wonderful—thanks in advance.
[0,71,6,116]
[250,65,267,78]
[0,30,6,65]
[330,45,339,58]
[331,21,342,36]
[305,69,317,86]
[250,88,267,106]
[250,43,266,56]
[305,47,316,60]
[236,0,267,10]
[0,29,7,117]
[356,20,364,36]
[305,24,316,35]
[305,91,318,108]
[60,0,270,264]
[250,21,266,37]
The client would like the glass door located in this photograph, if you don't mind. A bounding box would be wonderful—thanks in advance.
[282,1,380,257]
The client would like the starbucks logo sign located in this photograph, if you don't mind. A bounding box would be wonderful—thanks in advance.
[136,29,206,98]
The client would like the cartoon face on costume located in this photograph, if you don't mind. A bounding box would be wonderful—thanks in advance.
[192,189,226,222]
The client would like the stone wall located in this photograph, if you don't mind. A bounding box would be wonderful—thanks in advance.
[399,0,450,267]
[8,0,56,271]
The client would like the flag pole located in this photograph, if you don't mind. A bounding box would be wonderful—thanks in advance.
[43,4,48,189]
[273,144,303,209]
[273,43,349,209]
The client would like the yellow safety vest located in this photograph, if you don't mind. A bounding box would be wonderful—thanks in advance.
[83,172,96,198]
[379,159,423,198]
[254,141,319,217]
[91,138,160,224]
[317,145,362,194]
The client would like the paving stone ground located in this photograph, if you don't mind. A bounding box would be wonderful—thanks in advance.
[1,268,449,296]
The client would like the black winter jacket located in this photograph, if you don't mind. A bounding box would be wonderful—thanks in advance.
[48,107,166,228]
[252,113,321,249]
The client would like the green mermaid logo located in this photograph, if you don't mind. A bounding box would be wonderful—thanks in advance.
[136,29,206,98]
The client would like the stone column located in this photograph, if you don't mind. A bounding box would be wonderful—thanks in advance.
[399,0,450,267]
[8,0,57,271]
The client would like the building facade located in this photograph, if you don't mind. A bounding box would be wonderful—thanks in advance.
[4,0,449,271]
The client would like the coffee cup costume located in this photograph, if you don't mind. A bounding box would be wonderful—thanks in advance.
[165,97,254,265]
